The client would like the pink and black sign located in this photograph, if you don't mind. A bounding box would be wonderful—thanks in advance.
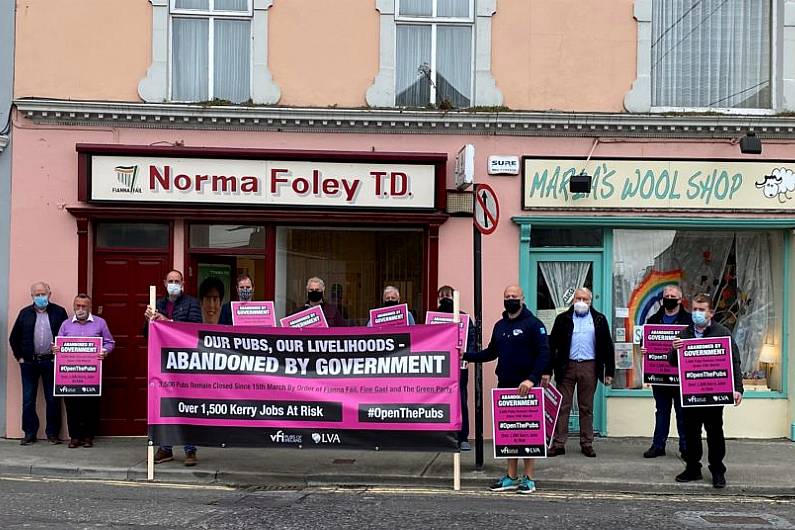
[642,324,687,385]
[147,322,461,450]
[369,304,410,327]
[231,301,277,327]
[54,336,103,396]
[491,388,546,459]
[678,336,735,407]
[543,384,562,448]
[279,306,328,328]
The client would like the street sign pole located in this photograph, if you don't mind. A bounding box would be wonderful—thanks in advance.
[472,184,484,470]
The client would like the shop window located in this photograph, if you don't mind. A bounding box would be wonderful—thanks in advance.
[275,227,425,325]
[612,229,784,392]
[531,228,603,248]
[95,223,170,249]
[189,224,266,249]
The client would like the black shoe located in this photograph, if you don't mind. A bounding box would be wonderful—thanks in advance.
[19,435,36,446]
[547,446,566,457]
[712,472,726,489]
[581,446,596,458]
[643,446,666,458]
[47,436,62,445]
[675,469,703,482]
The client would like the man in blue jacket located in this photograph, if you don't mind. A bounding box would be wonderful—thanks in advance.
[464,284,550,495]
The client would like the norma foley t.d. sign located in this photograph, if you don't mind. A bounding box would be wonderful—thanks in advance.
[89,155,437,209]
[523,157,795,210]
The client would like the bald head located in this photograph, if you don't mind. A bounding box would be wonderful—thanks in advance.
[504,285,523,299]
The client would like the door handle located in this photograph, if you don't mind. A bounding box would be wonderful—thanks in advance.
[97,305,103,315]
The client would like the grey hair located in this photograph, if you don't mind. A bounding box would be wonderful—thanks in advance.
[663,284,683,297]
[30,282,51,296]
[306,277,325,290]
[574,287,593,300]
[383,285,400,298]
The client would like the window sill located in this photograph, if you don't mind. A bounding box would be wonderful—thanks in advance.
[606,388,787,399]
[649,106,775,116]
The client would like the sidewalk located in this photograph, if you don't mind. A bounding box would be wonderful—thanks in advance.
[2,436,793,496]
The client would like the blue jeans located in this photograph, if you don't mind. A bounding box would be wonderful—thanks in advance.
[652,385,686,452]
[20,359,61,438]
[160,444,196,454]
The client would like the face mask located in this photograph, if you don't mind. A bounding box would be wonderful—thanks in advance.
[662,298,679,311]
[166,283,182,297]
[438,298,454,313]
[692,310,708,327]
[383,300,399,307]
[503,299,522,314]
[33,295,48,309]
[238,287,253,301]
[574,301,590,315]
[307,290,323,303]
[75,309,88,320]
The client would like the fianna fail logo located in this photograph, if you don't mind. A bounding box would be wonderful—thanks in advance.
[112,165,142,194]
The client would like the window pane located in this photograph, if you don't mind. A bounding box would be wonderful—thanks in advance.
[172,17,209,101]
[175,0,209,9]
[651,0,771,108]
[190,224,266,249]
[95,223,169,249]
[399,0,432,16]
[437,0,469,17]
[436,25,471,107]
[531,228,603,247]
[396,25,432,106]
[214,19,250,103]
[214,0,248,11]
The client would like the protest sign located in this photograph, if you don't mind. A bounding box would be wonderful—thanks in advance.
[369,304,410,327]
[231,301,277,327]
[543,384,562,448]
[425,311,470,369]
[642,324,687,385]
[678,336,735,407]
[279,306,328,328]
[492,388,546,459]
[54,336,102,396]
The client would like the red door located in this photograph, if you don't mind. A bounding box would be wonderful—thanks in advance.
[92,252,169,436]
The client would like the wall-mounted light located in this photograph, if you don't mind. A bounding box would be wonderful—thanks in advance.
[740,131,762,154]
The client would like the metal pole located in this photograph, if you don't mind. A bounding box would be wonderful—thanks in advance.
[472,186,484,471]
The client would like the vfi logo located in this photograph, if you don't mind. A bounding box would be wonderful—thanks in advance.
[112,165,142,194]
[269,430,302,444]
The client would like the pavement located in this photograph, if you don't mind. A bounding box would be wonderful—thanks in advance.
[2,436,793,496]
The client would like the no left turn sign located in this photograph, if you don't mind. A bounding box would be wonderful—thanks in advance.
[473,183,499,235]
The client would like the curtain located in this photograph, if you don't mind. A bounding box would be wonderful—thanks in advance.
[733,233,773,373]
[651,0,771,108]
[400,0,432,16]
[539,262,591,309]
[215,0,248,11]
[436,25,471,107]
[172,17,209,101]
[396,25,432,106]
[175,0,209,9]
[437,0,469,17]
[214,19,250,103]
[655,232,734,301]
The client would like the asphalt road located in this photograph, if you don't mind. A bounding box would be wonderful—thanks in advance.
[0,476,793,529]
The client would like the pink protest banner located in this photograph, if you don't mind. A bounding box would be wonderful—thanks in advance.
[369,304,410,327]
[491,387,546,459]
[231,301,277,327]
[279,306,328,328]
[543,384,562,448]
[425,311,470,369]
[54,336,102,397]
[678,336,734,407]
[147,321,461,450]
[642,324,687,385]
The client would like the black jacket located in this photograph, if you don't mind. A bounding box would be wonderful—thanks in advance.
[647,306,693,326]
[156,294,202,323]
[547,306,615,383]
[219,302,233,325]
[668,321,744,394]
[464,306,550,386]
[9,303,69,361]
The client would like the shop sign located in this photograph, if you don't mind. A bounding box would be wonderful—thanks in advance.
[523,158,795,210]
[90,156,436,209]
[488,155,519,175]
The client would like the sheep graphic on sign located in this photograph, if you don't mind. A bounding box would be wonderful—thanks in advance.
[755,168,795,203]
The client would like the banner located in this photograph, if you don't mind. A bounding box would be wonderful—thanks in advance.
[543,384,562,448]
[148,321,461,450]
[54,336,103,396]
[492,388,546,459]
[425,311,470,369]
[678,337,735,407]
[642,324,687,385]
[231,301,277,327]
[369,304,410,327]
[279,306,328,328]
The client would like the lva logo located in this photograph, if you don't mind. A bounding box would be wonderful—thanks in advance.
[312,432,341,444]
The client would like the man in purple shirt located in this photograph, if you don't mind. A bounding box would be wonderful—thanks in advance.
[55,293,115,448]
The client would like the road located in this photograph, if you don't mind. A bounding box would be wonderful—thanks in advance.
[0,476,793,529]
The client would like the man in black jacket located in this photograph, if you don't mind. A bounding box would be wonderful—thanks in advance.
[640,285,692,459]
[464,285,549,494]
[218,274,254,326]
[670,293,743,489]
[9,281,68,445]
[546,288,614,458]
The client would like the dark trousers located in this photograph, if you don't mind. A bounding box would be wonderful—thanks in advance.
[20,359,61,438]
[553,360,596,448]
[651,385,686,452]
[65,397,101,440]
[682,406,726,474]
[459,367,469,442]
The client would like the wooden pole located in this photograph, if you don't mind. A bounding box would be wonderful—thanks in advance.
[147,285,156,481]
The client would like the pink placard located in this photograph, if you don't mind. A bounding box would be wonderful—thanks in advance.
[424,311,470,351]
[492,387,546,459]
[279,306,328,328]
[54,336,102,396]
[543,384,562,448]
[231,301,277,327]
[642,324,687,385]
[369,304,410,327]
[678,336,735,407]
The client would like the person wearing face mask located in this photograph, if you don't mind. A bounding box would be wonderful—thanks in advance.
[218,274,255,325]
[367,285,416,326]
[299,277,346,327]
[669,293,743,489]
[640,285,692,459]
[546,287,615,458]
[144,269,202,466]
[54,294,114,448]
[463,285,549,494]
[9,281,69,445]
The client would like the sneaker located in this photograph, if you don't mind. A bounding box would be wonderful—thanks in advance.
[489,474,520,492]
[643,446,666,458]
[459,441,471,451]
[517,476,536,495]
[47,436,62,445]
[184,450,198,467]
[153,449,174,464]
[675,468,703,482]
[712,472,726,489]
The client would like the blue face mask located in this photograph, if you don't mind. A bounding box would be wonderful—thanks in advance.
[33,295,49,309]
[692,310,708,327]
[238,287,253,301]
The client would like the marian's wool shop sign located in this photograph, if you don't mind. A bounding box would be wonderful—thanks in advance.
[523,158,795,210]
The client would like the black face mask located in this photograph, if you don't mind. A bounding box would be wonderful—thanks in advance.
[438,298,454,313]
[383,300,399,307]
[504,299,522,314]
[662,298,679,311]
[307,290,323,303]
